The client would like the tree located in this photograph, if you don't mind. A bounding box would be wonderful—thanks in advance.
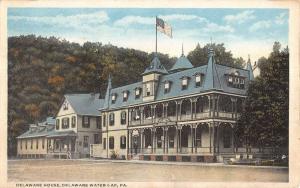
[236,42,289,156]
[187,43,245,68]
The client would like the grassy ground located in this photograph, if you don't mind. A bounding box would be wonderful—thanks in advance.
[8,159,288,182]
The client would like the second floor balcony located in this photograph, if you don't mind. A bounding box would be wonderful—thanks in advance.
[129,94,244,127]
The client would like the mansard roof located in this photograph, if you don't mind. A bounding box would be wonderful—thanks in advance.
[142,55,168,75]
[65,93,104,116]
[17,117,55,139]
[104,63,250,110]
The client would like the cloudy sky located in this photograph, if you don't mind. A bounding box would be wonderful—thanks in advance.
[8,8,288,62]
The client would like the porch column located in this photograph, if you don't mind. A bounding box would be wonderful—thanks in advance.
[165,127,169,154]
[176,126,179,153]
[162,127,165,153]
[217,123,220,153]
[140,129,144,154]
[191,125,194,153]
[178,100,182,120]
[129,130,133,154]
[194,125,197,153]
[179,126,182,153]
[231,124,235,153]
[140,107,144,124]
[165,103,168,118]
[152,128,156,153]
[209,123,212,153]
[192,98,197,119]
[162,103,165,119]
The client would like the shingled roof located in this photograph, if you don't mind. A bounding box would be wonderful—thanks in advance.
[17,117,55,139]
[65,93,104,116]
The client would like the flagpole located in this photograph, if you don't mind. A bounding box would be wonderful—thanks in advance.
[155,16,157,55]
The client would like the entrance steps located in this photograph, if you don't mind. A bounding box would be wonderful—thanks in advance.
[131,155,139,161]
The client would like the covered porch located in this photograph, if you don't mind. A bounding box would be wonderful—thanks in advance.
[46,131,79,159]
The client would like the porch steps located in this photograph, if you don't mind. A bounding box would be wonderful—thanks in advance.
[131,155,139,161]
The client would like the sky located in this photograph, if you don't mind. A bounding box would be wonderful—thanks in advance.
[8,8,289,64]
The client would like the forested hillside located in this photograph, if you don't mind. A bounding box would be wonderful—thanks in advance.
[8,35,245,156]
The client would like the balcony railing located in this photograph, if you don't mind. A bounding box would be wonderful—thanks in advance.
[129,112,237,126]
[218,112,233,118]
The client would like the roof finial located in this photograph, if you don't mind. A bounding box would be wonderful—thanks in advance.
[181,43,184,56]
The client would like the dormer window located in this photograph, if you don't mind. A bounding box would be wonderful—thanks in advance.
[123,91,129,102]
[227,73,245,89]
[135,87,141,99]
[181,77,189,90]
[194,73,203,87]
[111,94,116,104]
[164,81,171,93]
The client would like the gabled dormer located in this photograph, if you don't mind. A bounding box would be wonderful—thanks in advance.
[142,54,168,102]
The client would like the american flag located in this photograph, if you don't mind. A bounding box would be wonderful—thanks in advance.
[156,17,172,38]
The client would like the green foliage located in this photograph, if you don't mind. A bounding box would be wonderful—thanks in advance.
[187,43,246,68]
[236,42,289,152]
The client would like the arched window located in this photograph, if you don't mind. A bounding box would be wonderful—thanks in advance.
[121,111,127,125]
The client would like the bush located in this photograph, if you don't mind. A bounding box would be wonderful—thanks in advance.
[110,151,118,159]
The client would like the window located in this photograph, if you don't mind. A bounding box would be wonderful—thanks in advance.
[62,118,70,129]
[83,136,89,148]
[123,91,129,102]
[109,137,114,149]
[82,116,90,128]
[227,74,245,89]
[146,83,151,96]
[135,88,141,99]
[94,134,100,144]
[120,136,126,149]
[195,74,202,87]
[164,81,170,93]
[56,119,60,130]
[71,116,76,128]
[109,113,115,126]
[97,116,102,129]
[42,139,45,149]
[103,138,106,149]
[63,101,68,110]
[182,77,188,90]
[103,115,106,127]
[121,111,127,125]
[111,94,116,104]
